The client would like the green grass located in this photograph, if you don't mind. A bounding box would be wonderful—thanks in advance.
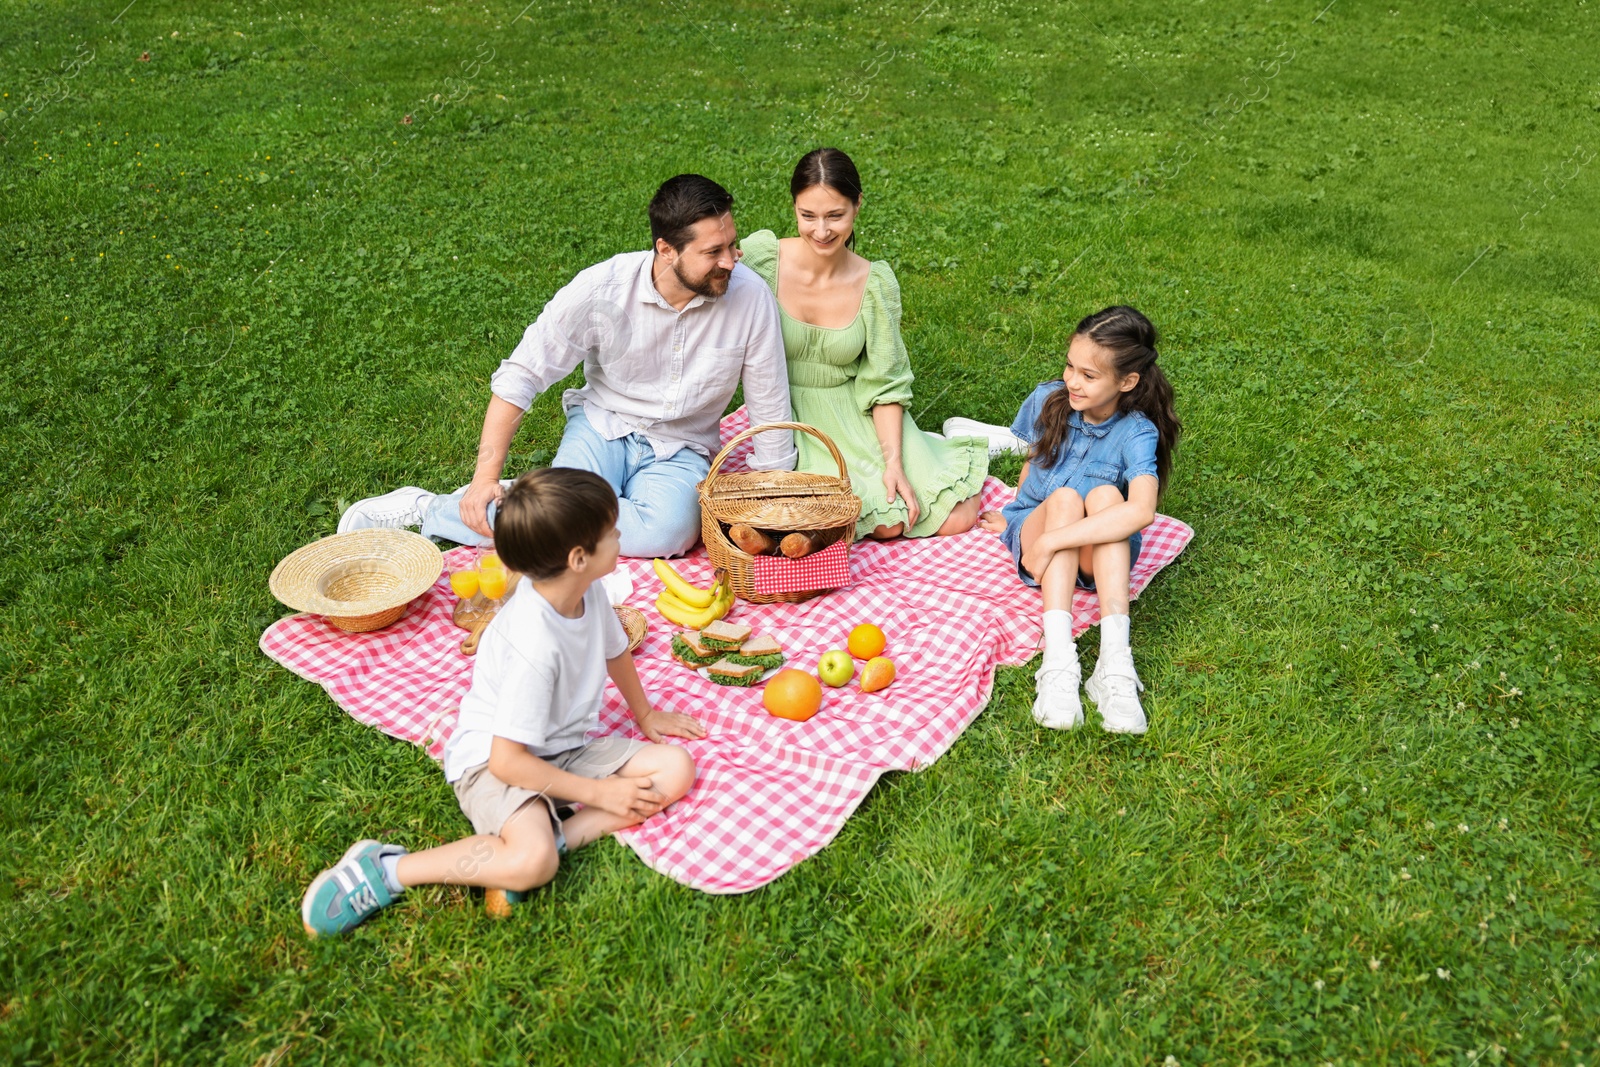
[3,0,1599,1062]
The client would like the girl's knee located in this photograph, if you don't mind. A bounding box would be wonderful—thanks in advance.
[1084,483,1125,511]
[1043,486,1081,518]
[870,523,904,540]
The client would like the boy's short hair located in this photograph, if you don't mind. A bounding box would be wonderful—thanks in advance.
[493,468,619,580]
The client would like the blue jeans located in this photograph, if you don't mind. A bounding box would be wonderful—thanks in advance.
[420,408,710,558]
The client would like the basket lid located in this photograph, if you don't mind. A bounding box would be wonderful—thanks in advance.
[699,421,861,531]
[702,492,860,531]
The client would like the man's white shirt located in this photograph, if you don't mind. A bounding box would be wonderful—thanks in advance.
[490,251,796,471]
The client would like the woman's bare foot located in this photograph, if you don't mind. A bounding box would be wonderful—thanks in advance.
[935,494,984,536]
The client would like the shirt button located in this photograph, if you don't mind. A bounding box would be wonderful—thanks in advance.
[673,345,681,352]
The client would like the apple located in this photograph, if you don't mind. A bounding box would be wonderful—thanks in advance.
[817,649,855,687]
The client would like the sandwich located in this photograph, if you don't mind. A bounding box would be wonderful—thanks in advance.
[699,619,754,652]
[705,659,764,687]
[670,630,722,669]
[727,634,785,670]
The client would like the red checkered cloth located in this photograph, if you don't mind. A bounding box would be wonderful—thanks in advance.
[751,539,851,595]
[260,407,1193,892]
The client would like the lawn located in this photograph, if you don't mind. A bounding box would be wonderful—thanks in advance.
[2,0,1598,1062]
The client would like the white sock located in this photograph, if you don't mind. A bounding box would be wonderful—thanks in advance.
[1100,613,1131,657]
[379,852,406,895]
[1042,610,1076,667]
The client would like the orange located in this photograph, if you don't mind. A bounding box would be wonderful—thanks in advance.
[847,623,887,660]
[860,657,896,694]
[449,569,480,599]
[478,567,508,600]
[762,668,823,722]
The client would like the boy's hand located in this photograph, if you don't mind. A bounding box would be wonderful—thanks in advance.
[978,510,1006,534]
[589,775,666,820]
[637,708,707,743]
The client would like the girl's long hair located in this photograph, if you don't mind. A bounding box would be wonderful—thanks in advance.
[1031,305,1182,495]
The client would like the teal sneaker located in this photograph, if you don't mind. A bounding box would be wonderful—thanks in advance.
[301,840,405,938]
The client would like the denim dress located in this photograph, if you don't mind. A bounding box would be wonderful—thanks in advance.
[1000,381,1160,588]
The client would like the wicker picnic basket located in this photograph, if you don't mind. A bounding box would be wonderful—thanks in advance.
[698,421,861,604]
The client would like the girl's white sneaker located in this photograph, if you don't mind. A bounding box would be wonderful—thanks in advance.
[942,417,1030,458]
[1032,662,1084,730]
[1085,652,1147,734]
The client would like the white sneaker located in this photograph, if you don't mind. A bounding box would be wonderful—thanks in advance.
[1084,651,1147,734]
[337,487,435,534]
[942,417,1030,458]
[1032,658,1084,730]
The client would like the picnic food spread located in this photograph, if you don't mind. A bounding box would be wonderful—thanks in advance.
[666,599,901,709]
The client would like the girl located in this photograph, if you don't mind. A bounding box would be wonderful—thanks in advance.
[979,306,1180,734]
[738,148,988,541]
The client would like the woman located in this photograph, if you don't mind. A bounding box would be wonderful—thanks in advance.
[740,148,988,539]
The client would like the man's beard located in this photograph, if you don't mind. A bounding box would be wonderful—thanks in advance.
[676,261,731,298]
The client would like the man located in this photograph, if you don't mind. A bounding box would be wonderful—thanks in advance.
[339,174,795,558]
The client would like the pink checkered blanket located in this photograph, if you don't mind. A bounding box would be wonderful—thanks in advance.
[260,409,1193,893]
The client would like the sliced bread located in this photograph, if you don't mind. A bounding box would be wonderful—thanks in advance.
[705,659,764,687]
[700,619,754,651]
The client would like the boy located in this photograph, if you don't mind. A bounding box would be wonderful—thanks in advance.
[302,468,704,936]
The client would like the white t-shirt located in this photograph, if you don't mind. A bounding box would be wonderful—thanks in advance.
[442,577,630,783]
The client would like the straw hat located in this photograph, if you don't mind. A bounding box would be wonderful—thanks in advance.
[269,528,444,632]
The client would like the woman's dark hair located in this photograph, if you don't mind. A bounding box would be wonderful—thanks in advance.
[493,467,619,580]
[649,174,734,252]
[1031,305,1182,495]
[790,147,863,249]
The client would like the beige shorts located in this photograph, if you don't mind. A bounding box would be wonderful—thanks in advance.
[451,735,649,839]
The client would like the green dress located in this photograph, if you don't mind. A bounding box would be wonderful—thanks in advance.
[741,229,989,538]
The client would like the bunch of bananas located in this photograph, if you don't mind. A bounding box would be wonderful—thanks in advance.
[653,559,734,628]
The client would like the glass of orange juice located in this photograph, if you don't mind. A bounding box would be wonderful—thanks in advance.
[477,547,508,601]
[449,567,480,601]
